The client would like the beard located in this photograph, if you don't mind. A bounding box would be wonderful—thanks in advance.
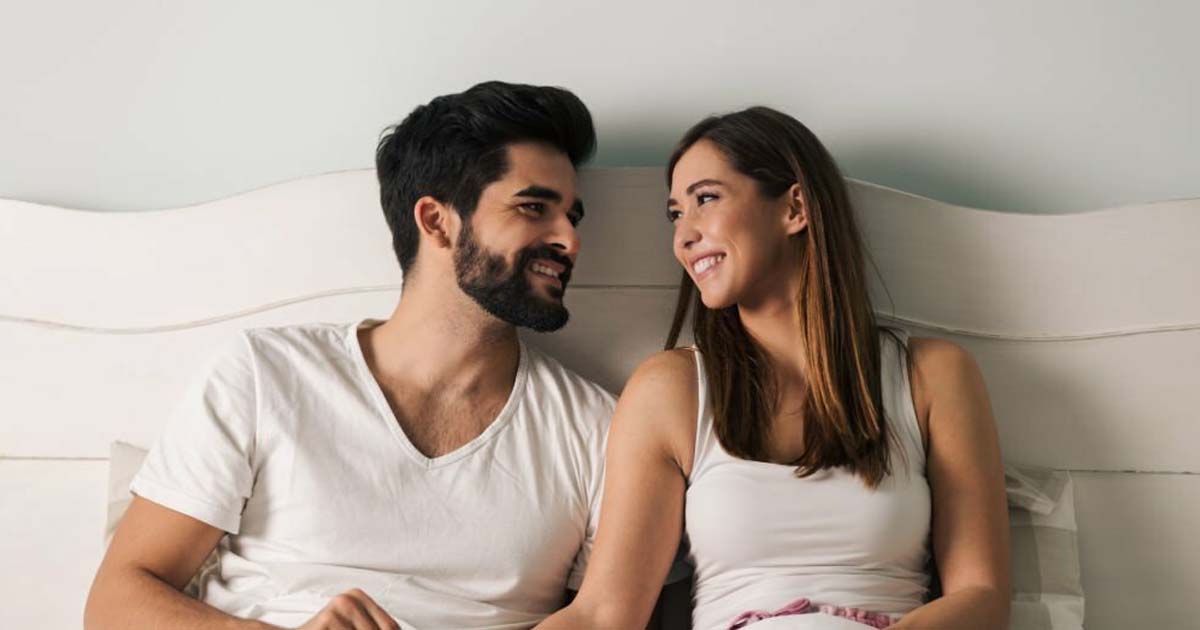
[453,222,574,333]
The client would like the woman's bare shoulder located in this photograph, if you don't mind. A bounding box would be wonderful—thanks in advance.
[613,348,701,472]
[907,336,983,391]
[620,348,699,421]
[906,336,990,444]
[627,347,698,386]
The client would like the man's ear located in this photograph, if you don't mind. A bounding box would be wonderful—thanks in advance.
[784,183,808,236]
[414,196,458,249]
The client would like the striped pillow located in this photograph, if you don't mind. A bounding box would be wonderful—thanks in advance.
[1006,464,1085,630]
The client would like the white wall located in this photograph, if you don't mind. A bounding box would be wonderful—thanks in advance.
[2,0,1196,213]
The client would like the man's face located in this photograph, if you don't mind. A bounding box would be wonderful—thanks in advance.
[454,142,584,332]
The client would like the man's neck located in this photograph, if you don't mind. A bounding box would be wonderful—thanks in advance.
[363,278,521,401]
[354,278,523,458]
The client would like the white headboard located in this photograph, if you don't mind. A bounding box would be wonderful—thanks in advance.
[2,169,1197,629]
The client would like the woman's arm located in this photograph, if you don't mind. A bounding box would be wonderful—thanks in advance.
[537,350,698,630]
[889,338,1011,630]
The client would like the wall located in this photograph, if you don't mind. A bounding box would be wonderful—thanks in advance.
[1,0,1196,213]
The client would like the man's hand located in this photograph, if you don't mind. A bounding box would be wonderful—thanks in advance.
[296,589,399,630]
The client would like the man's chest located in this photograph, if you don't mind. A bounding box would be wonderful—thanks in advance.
[395,402,508,458]
[241,431,589,579]
[385,388,511,459]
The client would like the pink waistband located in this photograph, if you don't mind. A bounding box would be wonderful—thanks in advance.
[727,597,896,629]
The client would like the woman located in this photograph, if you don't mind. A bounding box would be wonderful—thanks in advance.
[539,107,1010,630]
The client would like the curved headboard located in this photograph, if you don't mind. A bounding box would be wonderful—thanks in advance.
[2,168,1197,629]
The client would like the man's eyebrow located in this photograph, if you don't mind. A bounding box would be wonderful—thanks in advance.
[513,185,563,202]
[667,178,725,206]
[515,185,584,221]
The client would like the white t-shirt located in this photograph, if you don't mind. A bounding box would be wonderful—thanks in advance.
[132,320,615,630]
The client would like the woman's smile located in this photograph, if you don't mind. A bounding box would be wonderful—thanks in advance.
[690,252,726,281]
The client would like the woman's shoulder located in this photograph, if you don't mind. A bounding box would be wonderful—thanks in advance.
[622,348,700,415]
[906,336,981,387]
[630,347,699,382]
[612,348,701,472]
[905,336,988,445]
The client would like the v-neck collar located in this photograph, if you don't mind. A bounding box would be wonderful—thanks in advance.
[346,319,529,469]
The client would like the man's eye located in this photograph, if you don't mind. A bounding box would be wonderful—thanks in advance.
[520,202,546,215]
[666,209,682,223]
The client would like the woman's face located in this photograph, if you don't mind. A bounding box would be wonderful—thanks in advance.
[667,140,805,310]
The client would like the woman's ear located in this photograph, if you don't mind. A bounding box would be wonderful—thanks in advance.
[413,196,457,249]
[784,183,808,236]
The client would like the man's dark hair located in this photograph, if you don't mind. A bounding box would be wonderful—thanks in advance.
[375,81,596,273]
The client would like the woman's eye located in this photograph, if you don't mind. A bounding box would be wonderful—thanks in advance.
[697,192,718,205]
[666,208,682,223]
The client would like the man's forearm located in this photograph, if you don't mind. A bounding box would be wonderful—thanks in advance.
[887,586,1009,630]
[85,566,277,630]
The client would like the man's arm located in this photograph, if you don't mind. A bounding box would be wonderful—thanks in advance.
[85,497,400,630]
[85,495,271,630]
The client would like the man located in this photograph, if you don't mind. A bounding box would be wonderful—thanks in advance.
[85,81,632,630]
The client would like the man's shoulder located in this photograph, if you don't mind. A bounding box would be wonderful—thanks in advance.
[236,320,356,357]
[241,320,352,343]
[522,343,617,414]
[198,322,357,387]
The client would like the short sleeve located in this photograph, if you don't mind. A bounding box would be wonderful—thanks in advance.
[566,401,609,591]
[565,394,693,590]
[130,332,258,534]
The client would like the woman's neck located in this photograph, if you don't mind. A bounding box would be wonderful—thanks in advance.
[738,296,808,387]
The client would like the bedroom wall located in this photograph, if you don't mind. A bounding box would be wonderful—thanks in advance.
[1,0,1197,214]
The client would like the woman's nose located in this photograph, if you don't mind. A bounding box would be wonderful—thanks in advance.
[674,218,700,252]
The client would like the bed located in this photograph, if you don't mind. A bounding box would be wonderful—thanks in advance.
[2,168,1197,629]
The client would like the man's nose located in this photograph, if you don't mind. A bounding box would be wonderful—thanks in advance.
[548,215,581,260]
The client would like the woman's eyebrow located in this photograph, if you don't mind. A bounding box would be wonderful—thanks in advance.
[668,178,725,206]
[686,178,724,195]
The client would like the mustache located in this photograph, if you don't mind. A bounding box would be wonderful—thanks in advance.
[518,245,574,285]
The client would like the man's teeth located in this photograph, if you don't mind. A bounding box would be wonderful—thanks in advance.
[530,262,560,279]
[693,254,725,274]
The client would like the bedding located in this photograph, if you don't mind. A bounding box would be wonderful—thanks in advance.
[108,444,1084,629]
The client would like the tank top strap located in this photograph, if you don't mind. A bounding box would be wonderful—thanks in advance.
[687,347,721,485]
[879,328,927,470]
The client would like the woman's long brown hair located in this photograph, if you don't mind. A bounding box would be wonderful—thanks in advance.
[665,107,904,489]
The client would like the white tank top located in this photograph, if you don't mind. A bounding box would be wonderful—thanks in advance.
[685,329,931,630]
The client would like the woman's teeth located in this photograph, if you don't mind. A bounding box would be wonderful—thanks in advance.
[693,254,725,274]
